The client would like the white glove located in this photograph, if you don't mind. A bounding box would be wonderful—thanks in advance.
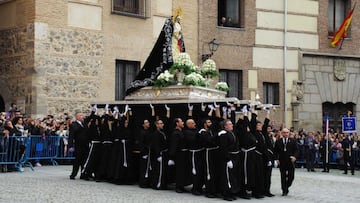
[214,101,220,108]
[105,104,109,114]
[226,101,231,106]
[264,107,270,114]
[274,160,279,168]
[188,103,193,111]
[267,161,272,167]
[241,105,248,115]
[157,156,162,162]
[168,160,175,166]
[249,103,255,113]
[227,108,232,117]
[124,104,129,114]
[142,155,148,159]
[150,103,154,109]
[222,106,227,115]
[201,103,206,111]
[208,104,215,111]
[91,104,98,113]
[113,106,119,114]
[165,104,170,111]
[227,161,233,169]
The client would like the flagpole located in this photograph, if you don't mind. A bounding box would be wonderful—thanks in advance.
[338,37,345,50]
[325,116,329,165]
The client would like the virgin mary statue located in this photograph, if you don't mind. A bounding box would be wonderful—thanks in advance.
[126,8,186,95]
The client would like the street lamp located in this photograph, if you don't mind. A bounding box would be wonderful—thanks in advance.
[201,38,219,62]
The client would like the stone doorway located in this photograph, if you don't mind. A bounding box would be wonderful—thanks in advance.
[322,102,355,133]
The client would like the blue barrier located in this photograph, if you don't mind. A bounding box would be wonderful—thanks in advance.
[25,135,60,166]
[55,136,75,161]
[0,136,29,172]
[296,144,360,167]
[1,135,76,172]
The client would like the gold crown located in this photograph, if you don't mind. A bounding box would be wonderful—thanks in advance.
[172,7,183,23]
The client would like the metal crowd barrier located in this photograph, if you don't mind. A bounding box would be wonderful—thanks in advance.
[25,135,60,166]
[296,144,360,167]
[1,135,75,172]
[0,136,28,172]
[55,136,75,161]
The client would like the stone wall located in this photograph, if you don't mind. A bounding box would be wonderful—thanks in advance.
[0,24,34,113]
[295,53,360,132]
[33,26,104,117]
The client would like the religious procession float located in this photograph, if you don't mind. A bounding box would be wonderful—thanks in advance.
[96,9,272,123]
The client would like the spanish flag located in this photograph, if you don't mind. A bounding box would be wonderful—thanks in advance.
[330,6,355,48]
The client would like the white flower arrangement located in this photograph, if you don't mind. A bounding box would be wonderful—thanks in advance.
[215,82,230,92]
[183,72,206,86]
[170,53,196,74]
[153,70,175,87]
[201,59,220,77]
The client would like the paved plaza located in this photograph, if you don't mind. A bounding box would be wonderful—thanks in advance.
[0,165,359,203]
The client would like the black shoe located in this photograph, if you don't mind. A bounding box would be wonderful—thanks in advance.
[252,194,264,199]
[69,175,75,180]
[311,169,316,172]
[264,192,275,197]
[343,172,348,174]
[176,188,184,193]
[282,192,287,196]
[223,196,234,201]
[191,190,202,196]
[80,175,89,181]
[238,193,251,200]
[205,193,216,198]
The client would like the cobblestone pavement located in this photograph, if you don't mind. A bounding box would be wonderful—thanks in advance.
[0,165,359,203]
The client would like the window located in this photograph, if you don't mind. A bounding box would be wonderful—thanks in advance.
[218,0,245,28]
[112,0,150,18]
[263,82,279,105]
[115,60,140,100]
[328,0,351,36]
[219,69,242,99]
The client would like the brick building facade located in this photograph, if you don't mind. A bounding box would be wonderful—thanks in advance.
[0,0,359,132]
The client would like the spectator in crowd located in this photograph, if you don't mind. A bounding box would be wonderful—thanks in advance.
[56,122,69,157]
[341,134,355,175]
[304,131,317,172]
[320,134,332,172]
[219,16,227,26]
[7,103,17,119]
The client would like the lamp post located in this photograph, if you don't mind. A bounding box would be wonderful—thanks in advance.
[201,38,219,62]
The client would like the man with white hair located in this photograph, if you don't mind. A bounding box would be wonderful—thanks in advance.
[274,128,299,196]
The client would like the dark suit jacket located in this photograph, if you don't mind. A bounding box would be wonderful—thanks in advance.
[274,137,299,169]
[69,121,89,148]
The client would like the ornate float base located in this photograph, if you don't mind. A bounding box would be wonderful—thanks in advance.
[125,85,227,101]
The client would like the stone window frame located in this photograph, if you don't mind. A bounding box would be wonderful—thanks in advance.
[219,69,243,99]
[217,0,245,28]
[115,60,140,100]
[263,82,280,105]
[328,0,352,37]
[112,0,150,18]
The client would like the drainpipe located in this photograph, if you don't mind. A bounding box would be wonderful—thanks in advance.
[283,0,288,127]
